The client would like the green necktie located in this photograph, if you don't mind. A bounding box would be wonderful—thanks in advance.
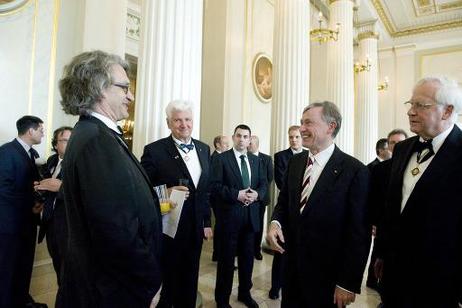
[240,154,250,188]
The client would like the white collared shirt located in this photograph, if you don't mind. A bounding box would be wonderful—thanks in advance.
[16,137,32,157]
[291,148,303,155]
[233,147,252,185]
[172,135,202,188]
[90,111,121,135]
[299,143,335,213]
[401,124,454,212]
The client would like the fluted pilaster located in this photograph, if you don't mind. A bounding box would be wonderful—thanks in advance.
[355,32,379,164]
[271,0,310,153]
[132,0,203,158]
[326,0,354,154]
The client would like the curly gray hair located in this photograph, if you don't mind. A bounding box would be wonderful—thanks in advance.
[59,50,129,115]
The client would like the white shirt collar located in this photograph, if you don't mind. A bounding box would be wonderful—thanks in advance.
[233,147,247,159]
[377,157,384,162]
[16,137,31,154]
[172,135,193,146]
[309,143,335,167]
[291,147,303,155]
[419,124,454,154]
[90,111,120,135]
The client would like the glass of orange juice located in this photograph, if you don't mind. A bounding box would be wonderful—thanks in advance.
[154,184,170,214]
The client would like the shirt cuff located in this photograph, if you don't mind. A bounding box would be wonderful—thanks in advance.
[270,220,282,230]
[336,285,354,294]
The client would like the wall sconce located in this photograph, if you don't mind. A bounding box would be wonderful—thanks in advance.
[310,12,340,44]
[354,55,371,73]
[378,76,389,91]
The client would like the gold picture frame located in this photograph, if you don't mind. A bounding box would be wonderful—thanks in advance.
[252,53,272,103]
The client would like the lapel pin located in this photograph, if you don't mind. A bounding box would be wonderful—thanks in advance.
[174,155,179,159]
[334,169,338,174]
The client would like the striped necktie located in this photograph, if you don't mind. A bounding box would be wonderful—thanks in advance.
[300,156,314,208]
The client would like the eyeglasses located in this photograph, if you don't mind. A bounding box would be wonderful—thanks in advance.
[112,83,130,95]
[57,139,69,143]
[404,101,438,110]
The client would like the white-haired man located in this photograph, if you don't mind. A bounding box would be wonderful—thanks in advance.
[141,100,212,308]
[375,76,462,307]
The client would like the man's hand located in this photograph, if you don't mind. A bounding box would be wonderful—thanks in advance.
[238,189,249,204]
[333,287,355,307]
[34,178,62,192]
[168,185,189,199]
[245,189,258,204]
[374,258,384,281]
[266,222,285,253]
[204,227,213,241]
[32,202,43,214]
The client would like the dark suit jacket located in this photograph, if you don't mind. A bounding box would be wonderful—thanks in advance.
[378,126,462,307]
[257,152,273,206]
[272,146,370,305]
[274,148,307,190]
[0,139,39,235]
[211,149,267,233]
[367,157,380,171]
[58,116,162,308]
[37,153,64,243]
[211,150,220,161]
[140,135,211,243]
[367,159,392,227]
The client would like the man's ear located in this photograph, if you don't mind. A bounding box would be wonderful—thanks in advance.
[442,105,454,120]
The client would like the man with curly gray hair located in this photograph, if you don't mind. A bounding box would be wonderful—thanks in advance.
[57,50,162,308]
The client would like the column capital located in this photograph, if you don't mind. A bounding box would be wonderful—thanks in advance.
[358,31,379,41]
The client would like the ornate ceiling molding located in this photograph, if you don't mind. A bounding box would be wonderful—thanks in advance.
[372,0,462,37]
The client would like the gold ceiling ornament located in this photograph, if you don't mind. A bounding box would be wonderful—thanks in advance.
[354,55,371,73]
[357,31,380,41]
[310,11,340,44]
[372,0,462,37]
[328,0,356,4]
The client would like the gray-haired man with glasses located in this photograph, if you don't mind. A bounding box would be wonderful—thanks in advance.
[375,76,462,307]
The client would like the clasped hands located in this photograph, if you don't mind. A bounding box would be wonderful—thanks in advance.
[237,188,258,206]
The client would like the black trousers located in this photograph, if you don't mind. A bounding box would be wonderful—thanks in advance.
[215,207,255,304]
[157,234,202,308]
[45,208,67,286]
[270,251,283,294]
[0,228,37,308]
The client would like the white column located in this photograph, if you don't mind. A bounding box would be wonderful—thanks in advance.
[326,0,355,155]
[132,0,204,158]
[271,0,310,153]
[355,32,379,164]
[82,0,127,56]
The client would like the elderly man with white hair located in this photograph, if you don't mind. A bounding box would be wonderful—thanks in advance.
[141,100,212,308]
[375,76,462,308]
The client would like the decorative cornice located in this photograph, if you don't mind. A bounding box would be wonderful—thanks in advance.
[372,0,462,37]
[358,31,379,41]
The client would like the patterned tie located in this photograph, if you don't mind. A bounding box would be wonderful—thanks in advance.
[240,154,250,188]
[300,156,314,208]
[180,143,195,152]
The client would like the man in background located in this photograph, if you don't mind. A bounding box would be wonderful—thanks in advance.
[0,115,47,308]
[212,124,267,308]
[367,138,390,171]
[212,135,230,160]
[35,126,72,286]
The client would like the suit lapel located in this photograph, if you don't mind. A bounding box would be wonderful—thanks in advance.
[402,126,462,215]
[194,139,208,190]
[225,150,244,187]
[301,147,343,216]
[249,154,258,188]
[12,139,39,179]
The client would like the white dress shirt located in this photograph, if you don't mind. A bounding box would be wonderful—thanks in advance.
[233,147,252,184]
[172,136,202,188]
[90,111,121,135]
[401,124,453,212]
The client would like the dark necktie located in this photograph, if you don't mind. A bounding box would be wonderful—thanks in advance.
[29,148,39,165]
[240,154,250,188]
[414,139,434,164]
